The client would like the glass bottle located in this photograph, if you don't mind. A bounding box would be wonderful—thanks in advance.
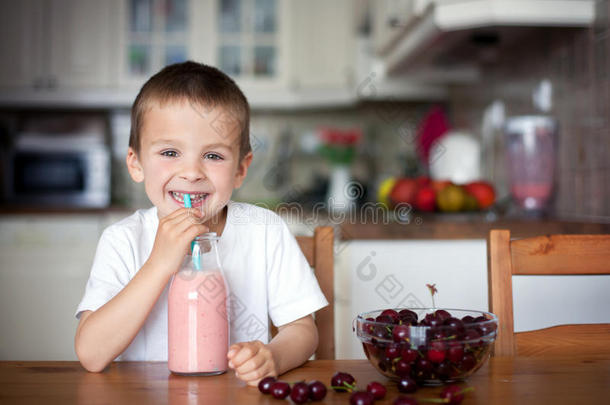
[168,232,229,375]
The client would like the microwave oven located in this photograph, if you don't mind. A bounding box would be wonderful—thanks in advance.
[4,133,111,208]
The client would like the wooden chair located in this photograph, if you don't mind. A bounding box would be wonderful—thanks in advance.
[270,226,335,359]
[487,230,610,356]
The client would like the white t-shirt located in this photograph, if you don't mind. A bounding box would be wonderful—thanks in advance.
[75,201,328,361]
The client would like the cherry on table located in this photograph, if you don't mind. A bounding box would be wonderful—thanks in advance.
[289,382,310,404]
[397,376,418,393]
[350,391,375,405]
[331,371,356,392]
[270,381,291,399]
[440,384,473,404]
[257,376,276,394]
[366,381,387,400]
[308,380,327,401]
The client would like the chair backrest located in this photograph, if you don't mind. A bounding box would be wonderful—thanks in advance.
[269,226,335,359]
[296,226,335,360]
[487,229,610,356]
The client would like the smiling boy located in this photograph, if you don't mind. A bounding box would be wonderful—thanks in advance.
[74,61,328,385]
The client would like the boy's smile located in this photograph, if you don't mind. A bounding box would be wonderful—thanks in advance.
[126,99,252,229]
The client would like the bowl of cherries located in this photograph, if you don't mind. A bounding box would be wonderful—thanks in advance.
[354,308,497,386]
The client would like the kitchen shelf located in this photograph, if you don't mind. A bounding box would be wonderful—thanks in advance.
[381,0,596,75]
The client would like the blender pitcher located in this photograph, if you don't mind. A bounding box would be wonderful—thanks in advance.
[504,116,558,214]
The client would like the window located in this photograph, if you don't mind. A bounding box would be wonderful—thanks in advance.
[217,0,277,78]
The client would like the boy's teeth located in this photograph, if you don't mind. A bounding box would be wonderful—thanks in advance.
[172,191,207,202]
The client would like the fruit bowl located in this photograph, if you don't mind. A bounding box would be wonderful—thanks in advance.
[354,308,497,385]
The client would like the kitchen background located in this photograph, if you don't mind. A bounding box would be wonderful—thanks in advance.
[1,0,609,361]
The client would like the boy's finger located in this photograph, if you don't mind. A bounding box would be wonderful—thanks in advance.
[228,344,260,368]
[234,355,265,376]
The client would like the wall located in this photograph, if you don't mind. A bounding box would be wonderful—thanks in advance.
[449,0,610,221]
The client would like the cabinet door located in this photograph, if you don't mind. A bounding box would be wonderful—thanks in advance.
[48,0,119,88]
[0,0,45,88]
[289,0,354,89]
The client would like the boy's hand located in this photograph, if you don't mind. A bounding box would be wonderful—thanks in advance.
[147,208,208,278]
[227,341,278,386]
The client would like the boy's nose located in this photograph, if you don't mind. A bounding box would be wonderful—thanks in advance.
[179,161,206,182]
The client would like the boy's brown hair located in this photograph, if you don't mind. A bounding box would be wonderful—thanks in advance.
[129,61,251,159]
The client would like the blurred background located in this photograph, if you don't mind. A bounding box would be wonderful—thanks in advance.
[1,0,609,361]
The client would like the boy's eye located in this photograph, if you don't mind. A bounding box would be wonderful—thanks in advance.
[204,153,223,161]
[161,150,178,157]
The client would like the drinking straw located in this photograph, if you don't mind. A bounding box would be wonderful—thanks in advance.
[183,194,201,270]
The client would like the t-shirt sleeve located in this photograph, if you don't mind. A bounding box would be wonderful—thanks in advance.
[266,217,329,327]
[75,226,134,319]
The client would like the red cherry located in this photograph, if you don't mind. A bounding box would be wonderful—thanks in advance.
[350,391,375,405]
[427,341,446,363]
[381,309,400,323]
[290,382,310,404]
[308,380,327,401]
[397,376,418,393]
[394,359,412,377]
[447,344,465,363]
[440,384,474,404]
[392,324,410,343]
[331,371,356,392]
[257,376,276,394]
[385,343,401,358]
[434,309,451,322]
[366,381,387,400]
[400,348,419,364]
[270,381,291,399]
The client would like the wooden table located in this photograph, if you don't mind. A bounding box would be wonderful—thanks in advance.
[2,356,609,404]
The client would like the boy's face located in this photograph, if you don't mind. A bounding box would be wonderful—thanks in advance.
[126,100,252,221]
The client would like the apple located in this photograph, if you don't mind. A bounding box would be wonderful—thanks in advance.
[430,180,452,194]
[414,186,436,212]
[415,176,431,188]
[464,181,495,209]
[389,178,419,207]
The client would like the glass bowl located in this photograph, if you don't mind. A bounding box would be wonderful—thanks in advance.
[354,308,497,385]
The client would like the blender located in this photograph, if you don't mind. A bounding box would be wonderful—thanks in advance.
[504,116,558,215]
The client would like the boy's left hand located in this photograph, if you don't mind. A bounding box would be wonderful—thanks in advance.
[227,341,277,386]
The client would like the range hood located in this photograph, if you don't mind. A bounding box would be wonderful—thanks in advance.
[379,0,596,77]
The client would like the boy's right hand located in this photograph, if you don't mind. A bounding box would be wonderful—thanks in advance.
[147,208,209,278]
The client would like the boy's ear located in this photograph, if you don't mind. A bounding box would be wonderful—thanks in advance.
[233,151,253,189]
[126,147,145,183]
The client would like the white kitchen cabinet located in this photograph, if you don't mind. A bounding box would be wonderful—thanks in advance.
[287,0,354,90]
[335,239,610,359]
[48,0,120,88]
[0,0,118,90]
[0,215,104,360]
[0,0,45,88]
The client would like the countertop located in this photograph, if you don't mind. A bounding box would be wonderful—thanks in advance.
[1,205,608,240]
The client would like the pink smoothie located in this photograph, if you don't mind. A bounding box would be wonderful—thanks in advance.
[168,270,228,375]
